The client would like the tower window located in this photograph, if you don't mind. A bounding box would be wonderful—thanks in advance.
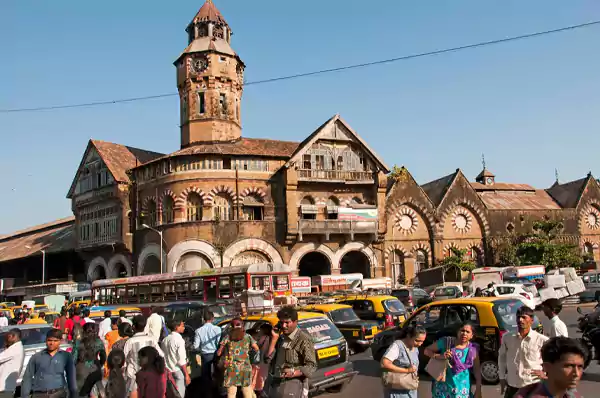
[198,92,205,114]
[219,93,227,115]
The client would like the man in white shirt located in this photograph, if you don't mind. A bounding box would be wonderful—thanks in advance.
[0,312,8,328]
[98,310,113,343]
[499,305,549,398]
[144,307,165,345]
[541,298,568,338]
[118,310,132,325]
[124,315,164,380]
[0,328,25,397]
[161,320,190,397]
[82,308,94,324]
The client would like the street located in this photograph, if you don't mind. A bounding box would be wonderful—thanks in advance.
[322,306,598,398]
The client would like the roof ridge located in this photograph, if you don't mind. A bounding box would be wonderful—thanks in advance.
[0,216,75,242]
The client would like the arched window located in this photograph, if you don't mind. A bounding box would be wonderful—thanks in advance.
[390,250,405,285]
[469,246,484,267]
[243,194,264,221]
[214,194,234,221]
[300,196,316,220]
[187,192,203,221]
[351,197,363,205]
[145,200,157,227]
[415,250,428,272]
[326,197,339,220]
[162,196,175,224]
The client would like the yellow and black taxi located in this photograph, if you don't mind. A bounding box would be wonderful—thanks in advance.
[299,303,379,354]
[336,294,408,330]
[89,306,142,323]
[371,297,544,385]
[218,311,357,394]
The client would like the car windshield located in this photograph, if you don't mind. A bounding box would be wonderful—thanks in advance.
[492,299,541,331]
[382,299,405,314]
[435,287,456,296]
[209,304,229,317]
[0,327,51,346]
[329,308,360,323]
[299,318,344,344]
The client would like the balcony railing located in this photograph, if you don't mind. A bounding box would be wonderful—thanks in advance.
[298,219,378,240]
[297,169,374,183]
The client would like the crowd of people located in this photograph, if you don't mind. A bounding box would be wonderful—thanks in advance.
[0,305,317,398]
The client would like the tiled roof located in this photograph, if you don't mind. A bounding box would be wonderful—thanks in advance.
[92,140,164,183]
[139,137,300,167]
[421,171,458,206]
[477,190,561,210]
[0,217,76,263]
[476,168,495,179]
[191,0,228,25]
[471,182,536,191]
[546,177,589,208]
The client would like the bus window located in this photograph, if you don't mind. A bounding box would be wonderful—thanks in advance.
[273,275,290,292]
[150,284,162,302]
[219,277,231,299]
[252,276,270,291]
[116,286,126,304]
[190,279,204,300]
[233,275,245,296]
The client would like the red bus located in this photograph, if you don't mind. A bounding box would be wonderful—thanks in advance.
[91,263,292,305]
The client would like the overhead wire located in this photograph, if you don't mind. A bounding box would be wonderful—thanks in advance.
[1,20,599,114]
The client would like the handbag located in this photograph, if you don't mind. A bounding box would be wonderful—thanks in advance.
[425,336,452,382]
[381,340,419,390]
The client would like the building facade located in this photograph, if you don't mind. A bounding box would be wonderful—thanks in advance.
[3,1,599,287]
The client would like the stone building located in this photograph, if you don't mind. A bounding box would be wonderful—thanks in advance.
[2,1,599,288]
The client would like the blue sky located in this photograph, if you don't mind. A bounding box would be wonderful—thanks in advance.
[1,0,599,234]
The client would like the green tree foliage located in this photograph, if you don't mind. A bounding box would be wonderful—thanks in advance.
[496,220,583,270]
[438,248,476,272]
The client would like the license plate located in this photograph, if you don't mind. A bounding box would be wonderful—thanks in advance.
[398,315,405,322]
[317,346,339,359]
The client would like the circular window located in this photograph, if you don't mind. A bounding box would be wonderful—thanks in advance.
[587,212,599,229]
[454,214,467,229]
[395,207,419,235]
[451,208,473,233]
[399,215,413,230]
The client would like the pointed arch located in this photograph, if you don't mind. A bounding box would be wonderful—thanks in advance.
[443,242,461,257]
[240,187,268,203]
[206,185,238,205]
[161,189,176,224]
[142,196,157,226]
[176,187,208,209]
[298,195,316,206]
[385,244,410,258]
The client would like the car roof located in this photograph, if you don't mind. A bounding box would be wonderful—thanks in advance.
[339,295,399,301]
[301,304,352,312]
[425,297,513,306]
[241,311,327,323]
[0,324,52,332]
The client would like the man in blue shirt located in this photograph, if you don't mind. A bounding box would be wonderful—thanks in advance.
[193,311,222,383]
[21,329,77,398]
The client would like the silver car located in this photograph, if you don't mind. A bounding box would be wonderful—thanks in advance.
[0,325,71,397]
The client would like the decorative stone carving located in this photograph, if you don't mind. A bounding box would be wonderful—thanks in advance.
[451,207,473,233]
[394,206,419,235]
[231,250,268,267]
[213,25,224,39]
[191,55,209,74]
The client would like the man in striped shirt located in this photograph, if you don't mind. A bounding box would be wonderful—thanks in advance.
[123,315,165,380]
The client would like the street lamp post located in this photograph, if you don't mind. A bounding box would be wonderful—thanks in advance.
[142,224,164,274]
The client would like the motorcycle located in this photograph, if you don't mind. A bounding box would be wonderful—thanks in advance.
[576,306,600,371]
[577,305,600,333]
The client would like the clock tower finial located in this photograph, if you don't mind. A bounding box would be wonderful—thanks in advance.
[475,155,495,186]
[175,0,245,147]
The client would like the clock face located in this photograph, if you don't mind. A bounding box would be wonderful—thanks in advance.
[191,56,208,74]
[486,177,493,184]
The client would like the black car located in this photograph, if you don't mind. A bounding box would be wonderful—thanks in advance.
[391,287,432,313]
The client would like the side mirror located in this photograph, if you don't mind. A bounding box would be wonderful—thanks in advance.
[577,307,583,315]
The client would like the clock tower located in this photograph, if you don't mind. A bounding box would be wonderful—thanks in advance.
[175,0,245,147]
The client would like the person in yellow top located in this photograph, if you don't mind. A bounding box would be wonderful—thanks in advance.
[24,312,48,325]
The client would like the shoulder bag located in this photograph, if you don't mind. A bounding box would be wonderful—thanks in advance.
[425,336,452,382]
[381,340,419,390]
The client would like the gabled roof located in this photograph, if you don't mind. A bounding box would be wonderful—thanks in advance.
[284,114,390,173]
[421,170,459,207]
[67,140,164,198]
[546,174,593,209]
[476,168,495,179]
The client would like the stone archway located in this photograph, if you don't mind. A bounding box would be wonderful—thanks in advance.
[176,252,213,271]
[231,250,269,267]
[107,254,132,278]
[87,257,108,282]
[298,252,332,277]
[222,238,283,267]
[168,240,221,271]
[143,255,161,275]
[138,243,166,275]
[289,243,336,274]
[333,242,377,273]
[340,251,371,278]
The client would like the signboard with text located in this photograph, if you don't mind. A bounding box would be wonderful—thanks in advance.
[291,277,312,293]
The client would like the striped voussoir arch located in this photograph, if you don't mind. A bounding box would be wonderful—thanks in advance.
[159,189,177,211]
[142,196,157,210]
[206,185,239,205]
[176,187,209,208]
[240,187,268,201]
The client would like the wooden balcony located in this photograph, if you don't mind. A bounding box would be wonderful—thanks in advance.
[298,219,378,240]
[297,169,374,183]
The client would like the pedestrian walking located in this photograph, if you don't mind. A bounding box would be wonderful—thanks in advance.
[0,328,25,398]
[73,322,107,398]
[136,347,167,398]
[499,306,549,398]
[21,328,78,398]
[380,325,426,398]
[216,317,259,398]
[112,322,134,353]
[251,324,273,397]
[193,310,222,383]
[0,311,8,328]
[161,320,190,398]
[265,306,317,398]
[119,310,132,326]
[541,299,568,338]
[99,311,113,343]
[82,309,95,325]
[514,337,585,398]
[53,309,68,338]
[424,322,482,398]
[123,316,164,382]
[144,308,165,345]
[90,349,133,398]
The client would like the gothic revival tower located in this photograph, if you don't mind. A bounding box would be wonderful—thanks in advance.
[175,0,245,147]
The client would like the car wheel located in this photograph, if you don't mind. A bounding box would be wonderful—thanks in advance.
[480,360,500,384]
